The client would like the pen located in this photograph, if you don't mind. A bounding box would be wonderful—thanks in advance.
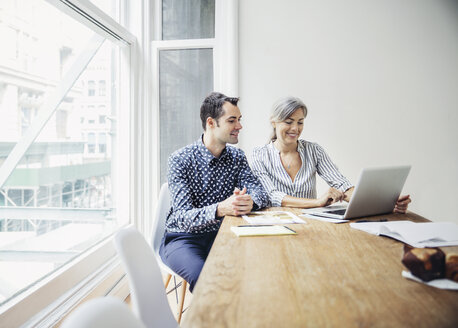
[283,226,296,233]
[238,225,273,227]
[355,219,387,223]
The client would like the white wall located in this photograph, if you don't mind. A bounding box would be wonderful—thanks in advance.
[238,0,458,222]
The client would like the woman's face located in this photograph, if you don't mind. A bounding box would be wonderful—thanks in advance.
[273,108,305,145]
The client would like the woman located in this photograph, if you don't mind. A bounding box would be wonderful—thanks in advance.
[251,96,411,212]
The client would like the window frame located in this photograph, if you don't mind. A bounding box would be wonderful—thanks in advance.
[150,0,238,234]
[0,0,139,326]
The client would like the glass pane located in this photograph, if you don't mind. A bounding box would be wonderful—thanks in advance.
[159,48,213,183]
[162,0,215,40]
[0,0,127,305]
[89,0,120,22]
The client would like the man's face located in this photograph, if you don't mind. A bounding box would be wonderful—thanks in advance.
[213,102,242,145]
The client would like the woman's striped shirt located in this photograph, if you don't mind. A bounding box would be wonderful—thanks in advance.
[251,140,353,207]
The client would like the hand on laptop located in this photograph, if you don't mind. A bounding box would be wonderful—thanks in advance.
[394,195,411,214]
[316,187,344,207]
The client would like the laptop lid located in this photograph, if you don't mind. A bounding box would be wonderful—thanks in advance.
[343,165,411,219]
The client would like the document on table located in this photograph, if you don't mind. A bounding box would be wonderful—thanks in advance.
[402,271,458,290]
[350,221,458,248]
[231,225,296,237]
[242,211,306,225]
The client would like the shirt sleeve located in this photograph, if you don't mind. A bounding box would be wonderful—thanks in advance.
[314,143,353,192]
[236,150,271,210]
[167,154,220,232]
[250,147,286,207]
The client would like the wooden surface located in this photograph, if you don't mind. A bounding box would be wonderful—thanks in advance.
[182,209,458,328]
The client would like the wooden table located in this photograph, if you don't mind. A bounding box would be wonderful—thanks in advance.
[182,209,458,327]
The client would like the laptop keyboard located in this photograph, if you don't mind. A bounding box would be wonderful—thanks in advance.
[324,209,347,215]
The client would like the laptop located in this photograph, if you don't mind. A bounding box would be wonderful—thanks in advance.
[307,165,411,220]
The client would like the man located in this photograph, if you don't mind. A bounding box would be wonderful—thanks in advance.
[159,92,270,292]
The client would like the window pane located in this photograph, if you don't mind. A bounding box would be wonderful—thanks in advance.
[162,0,215,40]
[89,0,120,22]
[159,48,213,183]
[0,0,127,305]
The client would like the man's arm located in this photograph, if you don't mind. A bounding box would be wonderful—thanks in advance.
[167,155,220,232]
[216,187,253,217]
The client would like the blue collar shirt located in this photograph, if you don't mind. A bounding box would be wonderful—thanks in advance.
[165,137,270,233]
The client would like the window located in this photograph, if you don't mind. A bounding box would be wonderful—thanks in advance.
[0,0,134,325]
[87,132,96,153]
[153,0,238,184]
[98,133,107,153]
[99,80,106,96]
[158,48,213,183]
[88,80,96,96]
[162,0,215,40]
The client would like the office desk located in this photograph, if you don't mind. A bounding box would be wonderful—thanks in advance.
[182,209,458,327]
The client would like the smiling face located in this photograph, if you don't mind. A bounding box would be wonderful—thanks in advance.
[272,108,305,145]
[211,101,242,145]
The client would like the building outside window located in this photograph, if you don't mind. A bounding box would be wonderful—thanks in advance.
[0,0,133,324]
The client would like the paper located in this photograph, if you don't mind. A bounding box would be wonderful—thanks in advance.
[402,271,458,290]
[243,211,306,225]
[231,225,296,237]
[300,214,349,224]
[350,221,458,248]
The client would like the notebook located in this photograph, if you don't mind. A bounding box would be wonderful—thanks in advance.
[306,165,411,220]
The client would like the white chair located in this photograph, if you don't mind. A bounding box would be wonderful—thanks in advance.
[151,183,188,324]
[60,296,145,328]
[114,227,178,328]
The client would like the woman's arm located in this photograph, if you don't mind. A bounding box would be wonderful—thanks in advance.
[281,187,345,208]
[343,187,354,202]
[251,148,287,207]
[281,195,320,208]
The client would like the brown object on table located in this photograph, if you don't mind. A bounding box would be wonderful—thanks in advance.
[402,245,445,281]
[445,253,458,282]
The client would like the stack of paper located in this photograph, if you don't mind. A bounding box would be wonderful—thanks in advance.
[231,225,296,237]
[350,221,458,248]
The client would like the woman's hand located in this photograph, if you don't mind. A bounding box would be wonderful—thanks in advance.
[316,187,344,207]
[394,195,411,214]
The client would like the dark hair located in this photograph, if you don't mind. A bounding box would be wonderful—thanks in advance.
[200,92,239,130]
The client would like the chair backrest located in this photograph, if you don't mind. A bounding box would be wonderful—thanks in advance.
[114,227,177,328]
[60,296,145,328]
[151,183,171,255]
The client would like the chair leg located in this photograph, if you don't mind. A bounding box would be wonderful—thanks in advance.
[177,279,187,324]
[164,273,172,289]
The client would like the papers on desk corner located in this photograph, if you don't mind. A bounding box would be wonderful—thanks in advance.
[402,271,458,290]
[231,225,296,237]
[242,211,306,225]
[350,221,458,248]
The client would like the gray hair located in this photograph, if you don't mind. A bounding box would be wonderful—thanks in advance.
[270,96,307,142]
